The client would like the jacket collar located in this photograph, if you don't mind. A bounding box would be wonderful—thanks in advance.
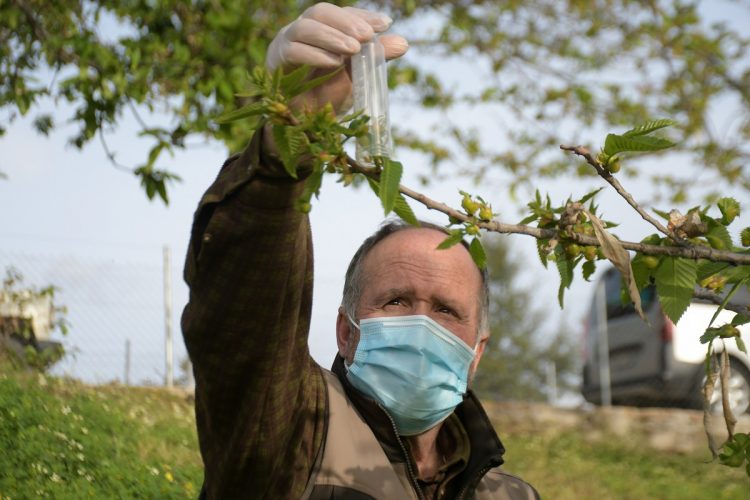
[330,355,505,492]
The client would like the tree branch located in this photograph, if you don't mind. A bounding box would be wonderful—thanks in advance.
[692,288,750,315]
[560,144,687,245]
[347,154,750,265]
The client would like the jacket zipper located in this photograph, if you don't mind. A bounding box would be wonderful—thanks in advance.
[456,464,492,499]
[375,401,425,500]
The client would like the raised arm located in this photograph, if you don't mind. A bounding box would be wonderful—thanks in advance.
[181,4,407,497]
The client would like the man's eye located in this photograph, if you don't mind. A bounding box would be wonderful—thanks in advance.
[437,306,455,316]
[386,298,402,306]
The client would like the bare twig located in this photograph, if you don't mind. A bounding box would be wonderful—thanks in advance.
[98,129,134,173]
[560,144,687,245]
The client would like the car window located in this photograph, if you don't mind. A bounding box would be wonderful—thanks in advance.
[604,271,655,319]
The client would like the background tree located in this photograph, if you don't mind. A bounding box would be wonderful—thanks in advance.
[2,0,748,204]
[472,235,578,402]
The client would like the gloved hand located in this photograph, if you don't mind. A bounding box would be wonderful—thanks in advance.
[266,2,408,114]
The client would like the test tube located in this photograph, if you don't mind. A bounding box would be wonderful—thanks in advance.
[351,36,392,166]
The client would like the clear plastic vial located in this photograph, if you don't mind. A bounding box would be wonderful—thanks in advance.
[351,36,392,166]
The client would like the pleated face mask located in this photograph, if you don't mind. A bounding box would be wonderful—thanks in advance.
[345,314,476,436]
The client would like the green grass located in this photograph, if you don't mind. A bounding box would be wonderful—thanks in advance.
[1,363,747,499]
[498,427,748,499]
[0,366,201,499]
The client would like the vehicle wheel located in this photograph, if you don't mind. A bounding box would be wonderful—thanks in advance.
[707,358,750,416]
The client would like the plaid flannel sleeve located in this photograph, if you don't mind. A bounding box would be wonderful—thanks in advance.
[181,129,326,499]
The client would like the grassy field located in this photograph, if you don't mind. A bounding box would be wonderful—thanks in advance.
[0,364,747,498]
[0,366,202,498]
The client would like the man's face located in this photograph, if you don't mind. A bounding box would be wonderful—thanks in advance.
[337,228,487,372]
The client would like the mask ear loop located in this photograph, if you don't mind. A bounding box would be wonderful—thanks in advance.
[346,313,360,331]
[343,314,361,369]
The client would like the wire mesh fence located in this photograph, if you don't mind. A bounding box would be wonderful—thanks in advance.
[0,248,191,387]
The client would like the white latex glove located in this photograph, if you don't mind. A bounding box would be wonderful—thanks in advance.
[266,2,408,113]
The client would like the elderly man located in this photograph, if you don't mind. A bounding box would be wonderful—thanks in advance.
[182,3,538,499]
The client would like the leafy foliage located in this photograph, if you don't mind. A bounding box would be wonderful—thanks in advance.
[0,268,68,371]
[3,1,750,203]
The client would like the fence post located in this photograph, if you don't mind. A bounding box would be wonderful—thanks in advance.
[124,338,131,386]
[596,278,612,406]
[163,246,173,388]
[546,360,557,405]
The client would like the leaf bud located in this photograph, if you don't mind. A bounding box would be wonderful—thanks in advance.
[268,101,288,114]
[466,224,480,236]
[461,195,480,216]
[565,243,582,258]
[741,227,750,247]
[642,255,660,270]
[699,274,727,292]
[583,246,598,261]
[478,205,493,221]
[606,157,621,174]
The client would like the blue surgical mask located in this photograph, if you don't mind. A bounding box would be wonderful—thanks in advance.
[345,314,477,436]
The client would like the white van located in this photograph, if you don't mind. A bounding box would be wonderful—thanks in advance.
[581,267,750,415]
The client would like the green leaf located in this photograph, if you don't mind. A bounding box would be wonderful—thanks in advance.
[301,169,324,201]
[367,177,419,226]
[697,260,730,281]
[582,260,596,281]
[293,66,344,98]
[720,437,748,468]
[622,119,675,137]
[272,125,309,174]
[469,237,487,269]
[280,65,312,96]
[732,314,750,326]
[603,133,675,156]
[554,245,574,308]
[655,257,697,323]
[215,101,266,124]
[156,180,168,205]
[437,231,464,250]
[519,213,538,225]
[271,66,283,94]
[536,239,549,269]
[737,336,747,355]
[393,194,419,226]
[709,280,747,327]
[652,208,671,220]
[717,197,740,225]
[705,218,733,250]
[578,187,604,205]
[700,327,721,345]
[379,157,403,215]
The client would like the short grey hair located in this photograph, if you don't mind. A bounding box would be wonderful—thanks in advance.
[341,219,490,339]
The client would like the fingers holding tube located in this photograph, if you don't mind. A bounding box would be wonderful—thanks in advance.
[378,34,409,61]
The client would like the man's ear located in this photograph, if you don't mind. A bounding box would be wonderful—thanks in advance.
[470,332,489,376]
[336,306,351,357]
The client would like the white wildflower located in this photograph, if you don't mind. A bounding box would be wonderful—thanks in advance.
[61,406,71,416]
[49,472,61,483]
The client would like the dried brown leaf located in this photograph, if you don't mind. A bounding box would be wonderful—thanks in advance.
[585,209,645,321]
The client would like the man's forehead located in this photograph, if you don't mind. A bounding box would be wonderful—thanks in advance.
[363,227,476,270]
